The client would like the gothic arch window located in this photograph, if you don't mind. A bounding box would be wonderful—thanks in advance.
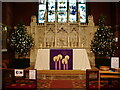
[38,0,86,23]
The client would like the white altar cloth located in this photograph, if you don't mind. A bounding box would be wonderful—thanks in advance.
[35,49,91,70]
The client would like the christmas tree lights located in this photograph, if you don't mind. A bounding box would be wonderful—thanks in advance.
[10,24,33,57]
[91,15,116,57]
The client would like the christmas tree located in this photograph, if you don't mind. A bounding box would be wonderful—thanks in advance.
[10,24,33,57]
[91,15,116,57]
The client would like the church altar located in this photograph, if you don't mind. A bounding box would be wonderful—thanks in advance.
[24,14,97,68]
[35,49,91,70]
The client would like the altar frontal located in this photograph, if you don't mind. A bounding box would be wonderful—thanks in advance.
[35,49,91,70]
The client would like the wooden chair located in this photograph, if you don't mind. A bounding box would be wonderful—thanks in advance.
[86,69,99,90]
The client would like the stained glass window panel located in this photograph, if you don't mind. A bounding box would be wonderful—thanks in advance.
[58,0,67,23]
[69,0,77,22]
[48,0,55,22]
[78,0,86,23]
[38,4,46,23]
[38,0,46,23]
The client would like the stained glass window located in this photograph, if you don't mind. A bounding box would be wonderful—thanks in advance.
[58,0,67,23]
[69,0,77,22]
[38,0,46,23]
[38,0,86,23]
[78,0,86,23]
[48,0,55,22]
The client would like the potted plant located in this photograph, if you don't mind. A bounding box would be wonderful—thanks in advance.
[91,15,117,68]
[10,24,33,68]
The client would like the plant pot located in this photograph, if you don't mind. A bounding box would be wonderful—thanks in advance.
[95,57,111,69]
[14,58,30,69]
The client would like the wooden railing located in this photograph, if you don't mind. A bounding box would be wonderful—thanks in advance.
[86,69,120,89]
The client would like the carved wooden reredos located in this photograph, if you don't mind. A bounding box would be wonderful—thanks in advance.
[26,14,97,68]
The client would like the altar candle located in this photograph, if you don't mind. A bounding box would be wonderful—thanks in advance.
[59,60,61,70]
[55,62,57,70]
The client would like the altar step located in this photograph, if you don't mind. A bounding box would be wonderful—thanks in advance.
[37,70,86,80]
[38,75,86,80]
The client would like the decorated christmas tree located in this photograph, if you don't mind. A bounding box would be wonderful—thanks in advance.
[10,24,33,57]
[91,15,116,57]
